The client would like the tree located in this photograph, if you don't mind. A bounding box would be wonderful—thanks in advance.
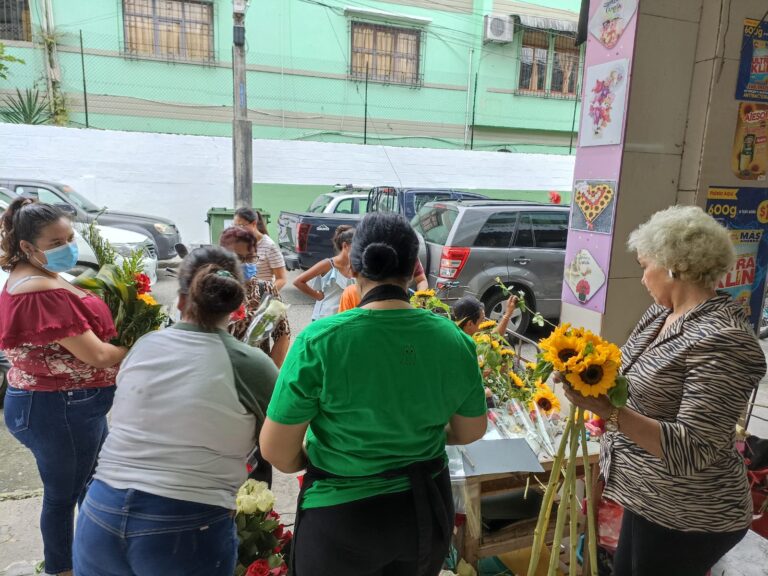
[0,42,25,80]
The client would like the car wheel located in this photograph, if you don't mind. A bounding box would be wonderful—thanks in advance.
[484,290,530,335]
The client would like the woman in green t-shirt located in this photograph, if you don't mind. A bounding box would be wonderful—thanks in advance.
[260,212,488,576]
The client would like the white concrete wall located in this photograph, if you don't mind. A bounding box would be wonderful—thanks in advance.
[0,124,575,244]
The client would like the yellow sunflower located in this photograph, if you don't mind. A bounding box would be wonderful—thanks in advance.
[530,385,561,415]
[473,333,491,344]
[491,340,500,350]
[414,289,436,298]
[565,353,619,398]
[137,293,158,306]
[508,372,526,388]
[539,330,587,372]
[500,348,515,358]
[526,361,537,370]
[478,320,498,331]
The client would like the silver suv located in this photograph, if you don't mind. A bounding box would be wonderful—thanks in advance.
[412,200,569,333]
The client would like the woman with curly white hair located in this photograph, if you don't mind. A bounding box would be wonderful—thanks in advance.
[566,205,766,576]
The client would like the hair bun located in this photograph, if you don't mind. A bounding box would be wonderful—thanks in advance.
[361,242,399,280]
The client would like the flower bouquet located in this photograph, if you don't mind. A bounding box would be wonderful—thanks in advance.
[73,222,167,347]
[526,324,628,576]
[243,295,288,347]
[410,289,451,316]
[235,480,292,576]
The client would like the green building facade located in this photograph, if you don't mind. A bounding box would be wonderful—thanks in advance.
[1,0,583,153]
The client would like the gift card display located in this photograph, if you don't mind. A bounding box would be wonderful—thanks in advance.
[564,248,606,304]
[589,0,638,49]
[571,180,617,234]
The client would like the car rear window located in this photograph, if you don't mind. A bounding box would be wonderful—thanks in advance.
[412,204,459,245]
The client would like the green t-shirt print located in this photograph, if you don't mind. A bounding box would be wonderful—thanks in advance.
[267,307,486,509]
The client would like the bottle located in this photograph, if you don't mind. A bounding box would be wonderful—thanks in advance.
[739,133,756,175]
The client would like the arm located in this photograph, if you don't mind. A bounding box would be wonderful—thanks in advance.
[58,331,128,369]
[496,295,519,337]
[564,385,664,458]
[271,266,288,292]
[445,414,487,445]
[259,418,310,473]
[293,260,332,301]
[414,274,429,292]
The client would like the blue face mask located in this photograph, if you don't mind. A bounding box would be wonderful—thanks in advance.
[241,262,258,280]
[36,241,79,273]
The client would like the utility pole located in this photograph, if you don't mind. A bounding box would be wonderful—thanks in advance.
[232,0,252,209]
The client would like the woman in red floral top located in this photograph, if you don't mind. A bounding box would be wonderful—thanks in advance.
[0,198,127,576]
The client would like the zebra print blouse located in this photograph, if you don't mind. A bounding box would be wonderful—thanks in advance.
[600,295,766,533]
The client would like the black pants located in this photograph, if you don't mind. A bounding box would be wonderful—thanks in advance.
[293,469,453,576]
[612,509,748,576]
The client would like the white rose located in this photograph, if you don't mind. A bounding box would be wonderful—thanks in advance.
[236,494,260,515]
[255,490,275,513]
[237,479,268,498]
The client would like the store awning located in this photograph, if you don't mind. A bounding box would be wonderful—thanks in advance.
[514,14,578,34]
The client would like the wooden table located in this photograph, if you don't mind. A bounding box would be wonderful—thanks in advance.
[457,447,600,568]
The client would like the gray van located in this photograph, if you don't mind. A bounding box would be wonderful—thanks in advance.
[412,200,569,333]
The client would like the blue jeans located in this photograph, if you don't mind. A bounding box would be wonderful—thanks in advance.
[73,480,238,576]
[3,385,115,574]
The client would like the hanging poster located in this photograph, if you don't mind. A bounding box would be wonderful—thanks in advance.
[579,59,629,147]
[706,186,768,330]
[564,248,607,304]
[732,102,768,181]
[571,180,617,233]
[588,0,639,49]
[736,18,768,103]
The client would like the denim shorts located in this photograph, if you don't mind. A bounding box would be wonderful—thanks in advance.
[73,479,237,576]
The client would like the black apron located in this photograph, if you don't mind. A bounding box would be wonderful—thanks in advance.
[289,284,452,576]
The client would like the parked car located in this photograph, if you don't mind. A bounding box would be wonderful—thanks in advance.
[307,186,370,214]
[0,178,182,260]
[279,186,488,270]
[0,190,158,284]
[411,200,569,333]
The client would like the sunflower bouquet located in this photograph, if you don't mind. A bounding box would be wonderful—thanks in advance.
[526,324,628,576]
[410,289,451,316]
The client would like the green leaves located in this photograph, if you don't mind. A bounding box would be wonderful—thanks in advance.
[608,375,629,408]
[0,88,52,125]
[0,43,24,80]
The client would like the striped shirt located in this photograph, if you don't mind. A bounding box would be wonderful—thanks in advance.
[601,295,766,533]
[255,235,286,283]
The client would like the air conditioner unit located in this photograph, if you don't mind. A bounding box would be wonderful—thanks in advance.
[484,14,513,43]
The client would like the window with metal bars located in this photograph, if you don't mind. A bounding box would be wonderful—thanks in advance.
[350,22,422,86]
[518,28,581,99]
[0,0,31,42]
[122,0,214,62]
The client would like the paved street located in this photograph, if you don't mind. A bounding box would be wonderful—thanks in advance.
[2,270,768,574]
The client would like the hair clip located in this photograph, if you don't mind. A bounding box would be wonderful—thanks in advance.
[215,270,234,278]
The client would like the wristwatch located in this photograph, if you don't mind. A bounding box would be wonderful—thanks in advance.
[605,407,621,433]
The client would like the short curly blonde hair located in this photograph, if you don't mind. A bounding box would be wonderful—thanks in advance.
[627,205,735,288]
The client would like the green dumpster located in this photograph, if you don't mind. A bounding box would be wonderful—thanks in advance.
[206,207,271,244]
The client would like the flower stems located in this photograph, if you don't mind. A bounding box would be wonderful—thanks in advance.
[527,405,575,576]
[581,421,598,576]
[547,408,582,576]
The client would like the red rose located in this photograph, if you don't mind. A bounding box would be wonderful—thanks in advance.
[273,546,282,554]
[245,559,271,576]
[270,565,288,576]
[134,273,151,295]
[231,305,246,322]
[281,529,293,543]
[549,191,562,205]
[275,525,284,538]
